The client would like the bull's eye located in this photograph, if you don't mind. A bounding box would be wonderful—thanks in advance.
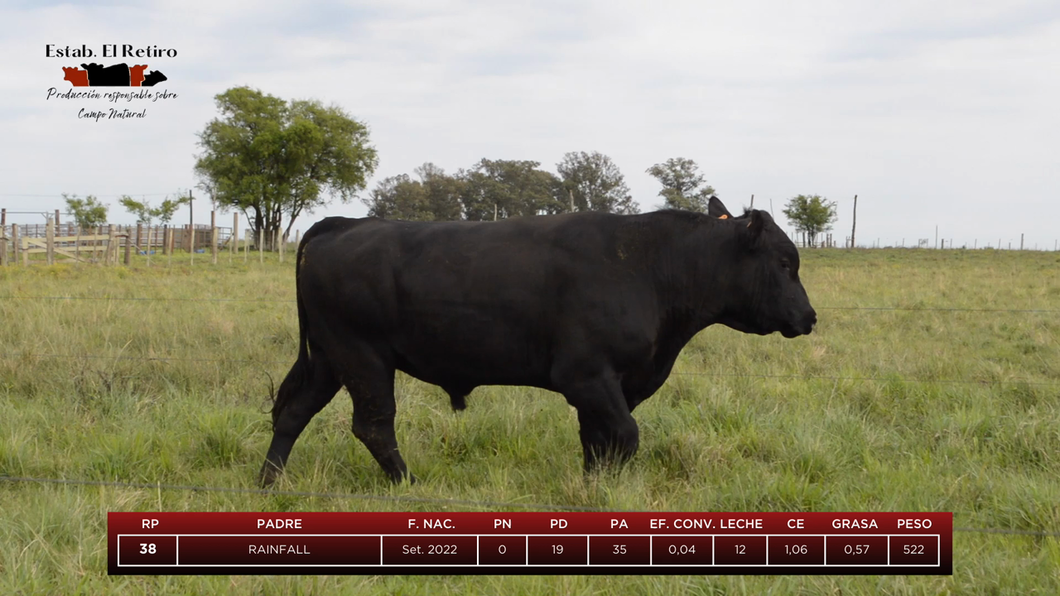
[780,258,791,271]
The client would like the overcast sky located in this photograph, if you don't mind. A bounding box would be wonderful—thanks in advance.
[3,0,1058,249]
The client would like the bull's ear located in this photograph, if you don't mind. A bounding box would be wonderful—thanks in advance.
[745,210,773,245]
[708,196,733,220]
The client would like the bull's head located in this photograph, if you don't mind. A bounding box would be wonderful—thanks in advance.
[709,197,817,338]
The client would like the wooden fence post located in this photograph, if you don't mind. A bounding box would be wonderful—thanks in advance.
[162,225,169,256]
[277,229,284,263]
[13,224,22,266]
[0,223,6,267]
[106,225,115,265]
[190,223,196,265]
[232,213,238,259]
[258,228,264,264]
[211,211,218,265]
[124,229,132,265]
[46,217,55,265]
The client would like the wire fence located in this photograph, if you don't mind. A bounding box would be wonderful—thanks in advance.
[1,294,1058,313]
[1,295,1057,387]
[1,475,1056,538]
[1,352,1057,387]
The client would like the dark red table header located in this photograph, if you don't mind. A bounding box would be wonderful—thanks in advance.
[109,511,951,535]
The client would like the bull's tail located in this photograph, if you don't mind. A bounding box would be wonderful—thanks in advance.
[270,232,312,428]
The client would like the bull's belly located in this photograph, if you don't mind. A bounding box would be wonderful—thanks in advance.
[391,330,552,389]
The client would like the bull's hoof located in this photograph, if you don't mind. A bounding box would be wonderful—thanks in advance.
[258,463,282,488]
[389,472,417,485]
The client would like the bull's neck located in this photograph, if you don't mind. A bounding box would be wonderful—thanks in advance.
[649,218,733,338]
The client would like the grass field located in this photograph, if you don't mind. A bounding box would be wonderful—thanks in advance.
[1,247,1058,594]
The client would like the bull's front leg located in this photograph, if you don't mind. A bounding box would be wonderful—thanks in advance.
[556,369,640,471]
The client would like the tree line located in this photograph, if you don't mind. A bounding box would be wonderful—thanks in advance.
[361,154,721,222]
[57,87,840,249]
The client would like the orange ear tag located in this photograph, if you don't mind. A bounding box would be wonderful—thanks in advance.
[719,214,728,220]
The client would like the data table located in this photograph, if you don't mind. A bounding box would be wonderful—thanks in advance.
[108,512,951,575]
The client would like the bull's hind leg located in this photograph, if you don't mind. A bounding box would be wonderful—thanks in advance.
[259,355,342,487]
[343,352,413,483]
[557,370,640,472]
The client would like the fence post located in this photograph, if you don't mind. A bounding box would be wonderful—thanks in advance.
[211,211,218,265]
[277,228,284,263]
[46,217,55,265]
[259,228,264,264]
[106,225,115,265]
[124,229,132,265]
[0,222,6,267]
[232,212,238,259]
[190,223,196,265]
[13,224,22,266]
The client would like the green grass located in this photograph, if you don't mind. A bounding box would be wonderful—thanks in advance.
[1,248,1059,594]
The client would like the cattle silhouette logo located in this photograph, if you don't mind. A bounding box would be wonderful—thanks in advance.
[62,62,167,87]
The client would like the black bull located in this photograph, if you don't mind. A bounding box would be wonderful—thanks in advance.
[258,197,817,485]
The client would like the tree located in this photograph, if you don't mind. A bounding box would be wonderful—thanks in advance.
[645,157,715,212]
[63,194,108,230]
[556,151,639,214]
[363,174,431,221]
[362,164,464,221]
[120,193,191,225]
[119,196,153,225]
[155,193,192,225]
[415,163,464,221]
[459,159,563,221]
[194,86,378,249]
[782,194,837,247]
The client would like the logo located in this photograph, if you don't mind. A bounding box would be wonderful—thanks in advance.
[62,63,168,87]
[45,44,178,122]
